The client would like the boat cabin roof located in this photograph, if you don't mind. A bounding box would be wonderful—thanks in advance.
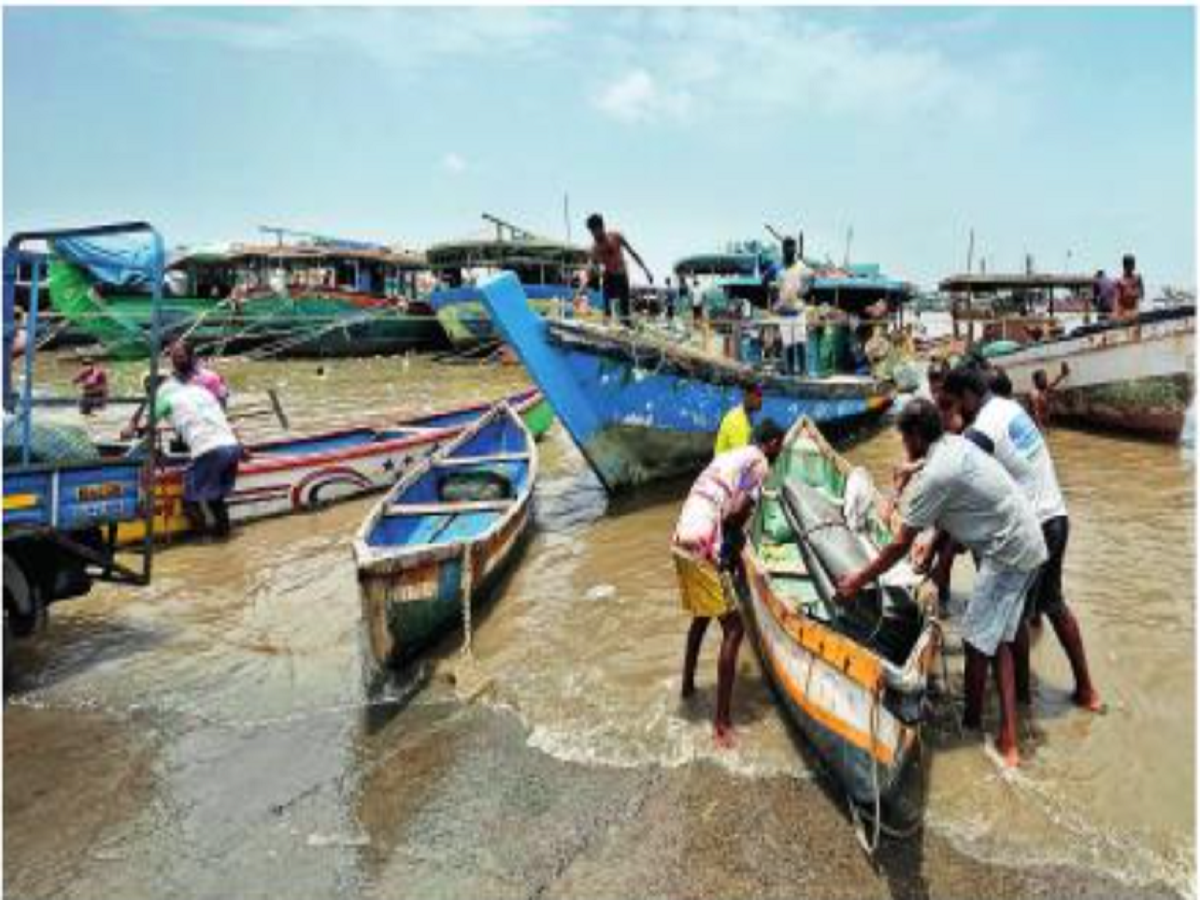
[426,237,588,270]
[939,273,1096,294]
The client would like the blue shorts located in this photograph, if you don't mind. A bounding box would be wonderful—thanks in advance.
[962,561,1038,656]
[185,445,240,503]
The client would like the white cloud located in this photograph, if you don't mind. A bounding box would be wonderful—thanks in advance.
[123,8,566,78]
[442,153,467,175]
[595,70,690,125]
[588,9,1033,128]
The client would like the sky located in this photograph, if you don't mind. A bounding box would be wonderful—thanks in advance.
[3,6,1195,291]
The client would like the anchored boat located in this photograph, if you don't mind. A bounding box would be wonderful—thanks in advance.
[475,272,893,493]
[49,236,445,360]
[355,401,537,667]
[740,416,938,811]
[941,273,1195,441]
[117,389,551,543]
[428,214,599,352]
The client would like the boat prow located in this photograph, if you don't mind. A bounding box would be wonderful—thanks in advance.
[477,272,894,493]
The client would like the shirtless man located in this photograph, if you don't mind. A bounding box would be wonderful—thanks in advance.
[1114,253,1144,322]
[1030,362,1070,430]
[583,213,653,326]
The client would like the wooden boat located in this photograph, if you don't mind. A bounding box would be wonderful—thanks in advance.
[116,388,552,543]
[985,309,1194,441]
[475,272,894,493]
[739,416,938,810]
[48,240,446,360]
[354,401,537,666]
[940,273,1194,441]
[427,216,599,351]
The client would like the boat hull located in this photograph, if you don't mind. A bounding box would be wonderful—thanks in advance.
[990,311,1194,440]
[431,285,595,351]
[740,553,913,805]
[49,259,446,359]
[476,273,893,492]
[359,499,532,666]
[739,417,937,808]
[117,391,552,543]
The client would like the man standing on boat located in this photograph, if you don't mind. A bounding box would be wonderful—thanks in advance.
[673,419,786,748]
[714,385,763,455]
[834,399,1046,767]
[939,367,1102,714]
[1114,253,1144,322]
[583,213,653,327]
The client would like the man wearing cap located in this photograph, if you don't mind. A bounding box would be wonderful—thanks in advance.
[714,385,763,456]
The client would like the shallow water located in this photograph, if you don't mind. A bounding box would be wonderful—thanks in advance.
[5,353,1193,898]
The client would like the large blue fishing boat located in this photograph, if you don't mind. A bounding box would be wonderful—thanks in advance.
[476,273,893,493]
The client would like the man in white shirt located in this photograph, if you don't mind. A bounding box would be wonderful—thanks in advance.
[941,366,1102,714]
[154,376,243,538]
[836,399,1046,767]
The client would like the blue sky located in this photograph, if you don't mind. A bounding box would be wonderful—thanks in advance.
[4,6,1195,290]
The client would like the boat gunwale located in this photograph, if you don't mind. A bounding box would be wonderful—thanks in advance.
[352,401,538,571]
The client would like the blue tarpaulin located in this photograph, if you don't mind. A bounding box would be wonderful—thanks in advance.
[51,236,159,289]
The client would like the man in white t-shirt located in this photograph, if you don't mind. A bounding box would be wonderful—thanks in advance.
[154,376,243,538]
[836,399,1046,767]
[941,366,1102,714]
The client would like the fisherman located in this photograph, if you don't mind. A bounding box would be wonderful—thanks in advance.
[583,213,653,327]
[170,339,229,409]
[1093,269,1117,318]
[155,372,243,538]
[1114,253,1144,322]
[1030,362,1070,430]
[835,399,1046,767]
[714,384,763,455]
[673,419,787,748]
[73,354,109,415]
[988,366,1014,400]
[940,367,1102,714]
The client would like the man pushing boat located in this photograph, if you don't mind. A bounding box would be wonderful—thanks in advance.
[672,419,786,748]
[582,213,653,327]
[834,399,1047,767]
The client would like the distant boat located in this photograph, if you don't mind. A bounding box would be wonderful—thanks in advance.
[427,217,599,351]
[941,274,1195,441]
[476,273,893,493]
[355,401,537,667]
[991,308,1195,440]
[740,416,937,813]
[117,388,551,544]
[49,238,446,360]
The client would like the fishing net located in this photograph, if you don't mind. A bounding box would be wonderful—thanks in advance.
[436,470,513,503]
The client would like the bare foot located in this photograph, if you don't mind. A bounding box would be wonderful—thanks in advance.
[713,722,737,750]
[1072,688,1106,714]
[993,738,1020,769]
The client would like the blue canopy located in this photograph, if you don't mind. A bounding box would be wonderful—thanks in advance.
[51,236,160,290]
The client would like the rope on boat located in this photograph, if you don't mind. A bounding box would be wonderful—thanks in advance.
[460,544,475,657]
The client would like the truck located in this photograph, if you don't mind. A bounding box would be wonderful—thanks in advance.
[3,223,166,683]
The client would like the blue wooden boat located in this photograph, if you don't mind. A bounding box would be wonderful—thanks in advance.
[353,401,537,667]
[475,273,894,493]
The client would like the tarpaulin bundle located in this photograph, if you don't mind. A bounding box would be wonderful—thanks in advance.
[51,236,159,290]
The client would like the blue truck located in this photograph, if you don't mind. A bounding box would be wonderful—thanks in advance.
[3,223,166,683]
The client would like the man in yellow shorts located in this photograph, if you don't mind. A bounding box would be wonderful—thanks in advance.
[673,419,786,748]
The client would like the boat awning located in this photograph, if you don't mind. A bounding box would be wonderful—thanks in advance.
[939,273,1096,293]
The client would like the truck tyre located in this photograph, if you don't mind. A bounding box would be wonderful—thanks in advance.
[3,553,44,638]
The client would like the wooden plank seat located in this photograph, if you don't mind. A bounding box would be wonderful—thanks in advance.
[433,453,531,467]
[385,499,513,516]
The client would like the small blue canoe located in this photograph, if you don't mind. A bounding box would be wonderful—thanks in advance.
[353,401,537,667]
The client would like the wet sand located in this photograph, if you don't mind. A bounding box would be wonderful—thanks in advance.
[4,355,1192,899]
